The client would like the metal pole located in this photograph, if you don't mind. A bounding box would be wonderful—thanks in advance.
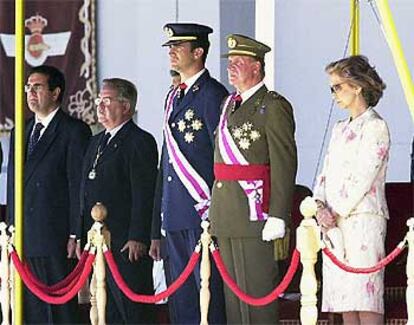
[350,0,360,55]
[14,0,25,324]
[375,0,414,122]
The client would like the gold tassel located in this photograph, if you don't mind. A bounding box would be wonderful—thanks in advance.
[273,228,290,261]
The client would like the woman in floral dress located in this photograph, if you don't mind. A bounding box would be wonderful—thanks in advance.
[313,55,390,325]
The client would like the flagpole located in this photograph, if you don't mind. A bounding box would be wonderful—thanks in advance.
[14,0,25,323]
[374,0,414,122]
[350,0,360,55]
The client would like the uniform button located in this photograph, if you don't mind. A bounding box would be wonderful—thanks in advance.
[169,159,172,164]
[167,176,172,182]
[216,182,223,189]
[171,123,176,128]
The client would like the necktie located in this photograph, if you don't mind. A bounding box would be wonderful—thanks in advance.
[99,132,111,152]
[27,122,44,156]
[232,94,242,112]
[175,83,187,107]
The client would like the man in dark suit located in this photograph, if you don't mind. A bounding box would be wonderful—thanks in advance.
[7,65,91,323]
[149,23,228,324]
[79,78,158,324]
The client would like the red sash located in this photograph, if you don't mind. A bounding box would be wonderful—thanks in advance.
[214,163,270,213]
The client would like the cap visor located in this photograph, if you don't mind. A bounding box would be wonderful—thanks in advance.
[162,40,185,47]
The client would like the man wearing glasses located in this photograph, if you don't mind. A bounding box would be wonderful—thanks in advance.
[78,78,158,324]
[7,65,91,323]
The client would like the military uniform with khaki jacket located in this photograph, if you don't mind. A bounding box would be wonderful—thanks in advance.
[210,85,297,324]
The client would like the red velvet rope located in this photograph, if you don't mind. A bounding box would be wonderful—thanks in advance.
[322,245,405,274]
[11,251,95,304]
[212,248,300,306]
[104,249,200,303]
[22,249,89,294]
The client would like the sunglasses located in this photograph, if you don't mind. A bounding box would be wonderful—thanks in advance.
[330,82,347,94]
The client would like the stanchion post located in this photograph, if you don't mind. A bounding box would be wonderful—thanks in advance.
[88,203,111,325]
[0,222,10,325]
[199,220,211,325]
[8,226,15,325]
[406,218,414,324]
[297,213,320,325]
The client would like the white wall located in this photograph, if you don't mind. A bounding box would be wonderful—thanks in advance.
[97,0,414,189]
[97,0,221,146]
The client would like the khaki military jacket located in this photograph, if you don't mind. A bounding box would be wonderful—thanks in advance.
[210,85,297,238]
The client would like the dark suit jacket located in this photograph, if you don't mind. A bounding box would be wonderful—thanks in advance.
[79,120,158,250]
[7,109,91,257]
[152,70,228,238]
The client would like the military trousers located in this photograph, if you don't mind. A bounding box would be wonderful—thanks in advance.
[217,237,279,324]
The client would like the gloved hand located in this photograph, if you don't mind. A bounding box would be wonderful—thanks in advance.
[262,217,285,241]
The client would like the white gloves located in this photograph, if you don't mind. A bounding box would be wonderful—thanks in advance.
[262,217,285,241]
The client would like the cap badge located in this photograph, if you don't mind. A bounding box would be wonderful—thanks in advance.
[164,27,174,37]
[228,37,237,49]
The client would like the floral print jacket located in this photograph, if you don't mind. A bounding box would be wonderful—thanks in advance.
[313,108,390,218]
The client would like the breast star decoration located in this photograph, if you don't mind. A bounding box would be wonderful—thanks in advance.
[175,108,203,143]
[232,122,261,150]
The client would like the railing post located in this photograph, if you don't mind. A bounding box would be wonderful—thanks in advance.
[406,218,414,324]
[8,226,15,325]
[199,220,211,325]
[0,222,11,325]
[297,197,320,325]
[88,203,111,325]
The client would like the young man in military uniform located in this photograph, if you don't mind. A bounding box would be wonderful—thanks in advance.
[209,34,298,324]
[150,23,228,324]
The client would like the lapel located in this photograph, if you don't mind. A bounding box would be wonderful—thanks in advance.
[170,70,210,122]
[97,120,133,164]
[228,85,268,124]
[25,109,63,184]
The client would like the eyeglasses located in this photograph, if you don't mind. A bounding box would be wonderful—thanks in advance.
[330,82,347,94]
[24,84,47,93]
[95,97,125,107]
[95,97,112,107]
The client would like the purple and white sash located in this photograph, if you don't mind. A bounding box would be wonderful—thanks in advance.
[163,88,211,220]
[217,94,268,221]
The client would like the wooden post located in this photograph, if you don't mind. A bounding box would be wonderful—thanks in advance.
[0,222,10,325]
[8,226,15,325]
[199,220,212,325]
[89,271,98,325]
[88,203,110,325]
[406,218,414,324]
[297,210,320,325]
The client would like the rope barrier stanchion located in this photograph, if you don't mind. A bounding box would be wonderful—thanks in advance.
[0,222,11,325]
[406,218,414,324]
[211,245,300,306]
[9,226,15,325]
[88,203,111,325]
[104,244,201,303]
[297,198,320,325]
[199,220,211,325]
